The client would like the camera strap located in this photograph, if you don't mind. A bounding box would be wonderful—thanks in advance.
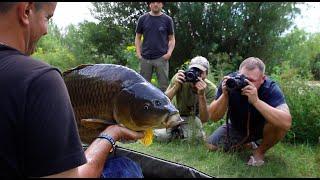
[226,93,251,152]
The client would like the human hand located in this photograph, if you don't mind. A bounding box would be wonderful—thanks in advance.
[101,125,145,142]
[162,53,171,61]
[173,70,186,89]
[195,77,207,96]
[221,76,230,96]
[241,79,259,105]
[137,54,142,60]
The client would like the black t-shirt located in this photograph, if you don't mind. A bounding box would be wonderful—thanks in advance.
[0,45,86,177]
[215,72,286,136]
[136,13,174,60]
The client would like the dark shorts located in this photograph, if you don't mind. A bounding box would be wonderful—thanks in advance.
[206,123,263,151]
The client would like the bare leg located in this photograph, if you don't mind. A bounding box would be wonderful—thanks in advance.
[206,143,219,151]
[250,122,287,163]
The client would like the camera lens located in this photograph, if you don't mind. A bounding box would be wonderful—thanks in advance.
[184,67,201,83]
[186,72,195,81]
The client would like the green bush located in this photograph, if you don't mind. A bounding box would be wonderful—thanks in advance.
[32,46,77,72]
[280,80,320,144]
[271,63,320,144]
[311,53,320,80]
[123,45,140,72]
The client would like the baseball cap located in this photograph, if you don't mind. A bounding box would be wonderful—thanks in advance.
[189,56,210,72]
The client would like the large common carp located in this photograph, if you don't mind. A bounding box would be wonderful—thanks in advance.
[63,64,182,144]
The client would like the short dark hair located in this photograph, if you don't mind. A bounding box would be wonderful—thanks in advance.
[0,2,14,14]
[146,2,165,6]
[0,2,51,14]
[239,57,265,74]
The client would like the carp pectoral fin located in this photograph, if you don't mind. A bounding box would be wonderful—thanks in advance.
[80,119,117,130]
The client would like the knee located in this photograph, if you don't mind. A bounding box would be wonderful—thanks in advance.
[264,123,287,139]
[206,143,219,151]
[277,128,288,140]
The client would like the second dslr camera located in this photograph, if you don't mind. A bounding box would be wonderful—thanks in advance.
[226,74,248,91]
[184,67,202,83]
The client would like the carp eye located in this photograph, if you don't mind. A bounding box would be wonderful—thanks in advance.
[154,100,161,106]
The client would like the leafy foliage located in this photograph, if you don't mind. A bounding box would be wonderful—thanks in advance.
[32,22,77,72]
[90,2,300,77]
[271,62,320,144]
[63,21,126,65]
[270,28,320,80]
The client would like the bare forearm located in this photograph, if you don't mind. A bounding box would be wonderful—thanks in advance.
[165,84,179,100]
[79,139,112,177]
[253,100,292,131]
[198,95,209,123]
[208,94,228,121]
[134,35,142,58]
[45,138,112,178]
[167,37,175,55]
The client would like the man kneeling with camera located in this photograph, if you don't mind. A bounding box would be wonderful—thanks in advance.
[154,56,217,142]
[206,57,292,166]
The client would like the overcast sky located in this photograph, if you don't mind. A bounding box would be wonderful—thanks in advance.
[52,2,320,34]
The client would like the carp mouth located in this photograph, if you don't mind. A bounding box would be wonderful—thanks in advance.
[160,103,184,129]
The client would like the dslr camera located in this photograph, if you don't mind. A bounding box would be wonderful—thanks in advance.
[225,74,248,91]
[184,67,202,83]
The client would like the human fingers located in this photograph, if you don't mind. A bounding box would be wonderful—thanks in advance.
[176,71,185,83]
[222,76,230,86]
[241,84,254,91]
[102,125,144,142]
[244,79,254,86]
[241,89,251,95]
[177,70,185,74]
[196,78,206,88]
[222,76,230,93]
[119,126,145,141]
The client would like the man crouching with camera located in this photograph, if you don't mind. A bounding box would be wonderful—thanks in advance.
[154,56,217,142]
[206,57,292,166]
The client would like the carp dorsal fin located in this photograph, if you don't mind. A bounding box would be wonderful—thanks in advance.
[62,64,94,76]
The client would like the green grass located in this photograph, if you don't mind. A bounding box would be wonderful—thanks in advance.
[118,123,320,178]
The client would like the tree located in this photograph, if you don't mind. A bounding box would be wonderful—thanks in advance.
[270,28,320,80]
[90,2,300,77]
[32,21,76,72]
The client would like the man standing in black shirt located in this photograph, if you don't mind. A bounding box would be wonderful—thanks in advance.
[135,1,175,92]
[0,2,144,177]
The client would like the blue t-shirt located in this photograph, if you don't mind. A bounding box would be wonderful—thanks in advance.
[215,72,286,136]
[136,12,174,60]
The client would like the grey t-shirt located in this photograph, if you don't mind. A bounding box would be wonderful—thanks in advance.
[136,12,174,60]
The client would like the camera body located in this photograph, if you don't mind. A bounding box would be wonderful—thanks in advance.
[226,74,248,91]
[184,67,202,83]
